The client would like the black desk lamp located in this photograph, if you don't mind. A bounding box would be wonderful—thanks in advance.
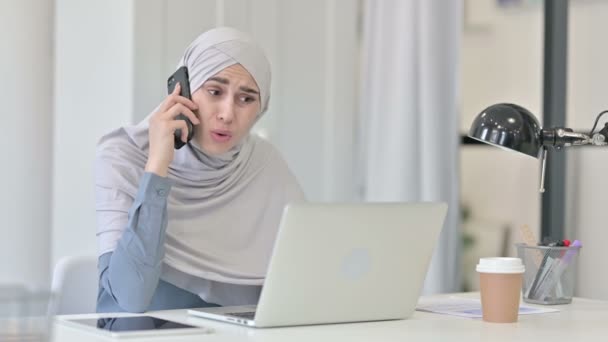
[468,103,608,192]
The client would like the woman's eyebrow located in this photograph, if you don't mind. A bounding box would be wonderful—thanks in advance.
[240,86,259,96]
[207,76,230,85]
[207,76,259,95]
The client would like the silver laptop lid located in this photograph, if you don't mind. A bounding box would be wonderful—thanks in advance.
[254,202,448,327]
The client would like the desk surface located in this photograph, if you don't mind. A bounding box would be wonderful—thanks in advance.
[53,292,608,342]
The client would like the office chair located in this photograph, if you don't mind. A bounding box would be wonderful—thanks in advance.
[51,255,98,314]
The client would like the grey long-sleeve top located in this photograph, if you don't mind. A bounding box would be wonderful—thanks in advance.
[96,172,220,313]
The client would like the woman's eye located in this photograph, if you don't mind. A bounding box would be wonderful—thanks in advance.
[239,96,255,103]
[208,89,220,96]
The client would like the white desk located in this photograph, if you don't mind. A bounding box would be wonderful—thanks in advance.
[53,292,608,341]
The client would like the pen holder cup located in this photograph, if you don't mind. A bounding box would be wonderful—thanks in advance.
[516,243,581,305]
[0,285,57,342]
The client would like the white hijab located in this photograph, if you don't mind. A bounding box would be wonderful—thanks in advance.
[95,27,305,288]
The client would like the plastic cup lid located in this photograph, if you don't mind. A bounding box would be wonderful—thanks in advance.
[476,257,525,274]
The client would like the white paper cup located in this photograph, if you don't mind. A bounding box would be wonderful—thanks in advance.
[477,257,525,323]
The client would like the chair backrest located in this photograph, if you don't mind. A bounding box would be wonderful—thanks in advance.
[51,255,98,315]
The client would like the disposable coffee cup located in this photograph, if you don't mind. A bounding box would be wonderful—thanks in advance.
[476,257,525,323]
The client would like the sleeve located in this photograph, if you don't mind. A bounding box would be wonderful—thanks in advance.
[96,172,171,313]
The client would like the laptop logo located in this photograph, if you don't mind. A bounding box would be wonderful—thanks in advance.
[340,248,371,280]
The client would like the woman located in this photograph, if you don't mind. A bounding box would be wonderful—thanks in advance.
[94,27,304,313]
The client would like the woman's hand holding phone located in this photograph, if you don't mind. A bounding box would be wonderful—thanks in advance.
[145,83,200,177]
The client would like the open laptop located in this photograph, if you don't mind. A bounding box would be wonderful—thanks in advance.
[188,202,448,328]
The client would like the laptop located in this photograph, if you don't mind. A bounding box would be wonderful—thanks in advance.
[188,202,448,328]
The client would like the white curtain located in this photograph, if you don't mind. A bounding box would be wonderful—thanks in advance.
[359,0,462,293]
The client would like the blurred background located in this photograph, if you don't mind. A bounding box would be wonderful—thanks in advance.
[1,0,607,302]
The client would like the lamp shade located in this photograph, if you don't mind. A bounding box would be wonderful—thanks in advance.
[468,103,543,158]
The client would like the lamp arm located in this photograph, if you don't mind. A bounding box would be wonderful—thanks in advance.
[591,123,608,145]
[541,128,607,148]
[571,109,608,146]
[536,121,608,194]
[555,129,592,146]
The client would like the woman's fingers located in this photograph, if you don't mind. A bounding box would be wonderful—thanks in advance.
[172,92,198,111]
[158,83,197,113]
[159,83,198,112]
[169,119,190,143]
[162,102,200,125]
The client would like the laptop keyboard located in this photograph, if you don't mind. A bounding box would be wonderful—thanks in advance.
[227,311,256,320]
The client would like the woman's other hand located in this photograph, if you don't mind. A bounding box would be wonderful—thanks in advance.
[145,83,200,177]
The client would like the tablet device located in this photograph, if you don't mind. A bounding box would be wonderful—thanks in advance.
[58,315,212,338]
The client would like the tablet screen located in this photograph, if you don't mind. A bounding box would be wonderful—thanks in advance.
[70,316,199,332]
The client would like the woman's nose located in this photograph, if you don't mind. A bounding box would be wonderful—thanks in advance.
[216,99,235,123]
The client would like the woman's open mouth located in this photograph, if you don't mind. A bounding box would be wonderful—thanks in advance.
[210,130,232,143]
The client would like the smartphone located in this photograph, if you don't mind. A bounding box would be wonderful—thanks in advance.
[167,66,194,149]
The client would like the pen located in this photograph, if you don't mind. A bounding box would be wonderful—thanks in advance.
[527,247,553,299]
[534,240,582,301]
[527,239,569,299]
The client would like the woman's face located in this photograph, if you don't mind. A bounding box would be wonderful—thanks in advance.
[191,64,261,155]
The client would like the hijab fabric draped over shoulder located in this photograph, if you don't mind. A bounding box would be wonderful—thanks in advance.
[94,28,305,303]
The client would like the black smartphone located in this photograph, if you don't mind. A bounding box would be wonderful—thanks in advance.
[167,66,194,149]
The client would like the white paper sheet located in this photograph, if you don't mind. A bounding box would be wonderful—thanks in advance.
[416,297,559,319]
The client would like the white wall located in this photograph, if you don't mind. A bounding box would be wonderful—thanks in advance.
[52,0,134,266]
[270,0,359,201]
[0,0,53,287]
[461,2,544,133]
[567,1,608,300]
[461,1,543,251]
[52,0,360,269]
[462,0,608,299]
